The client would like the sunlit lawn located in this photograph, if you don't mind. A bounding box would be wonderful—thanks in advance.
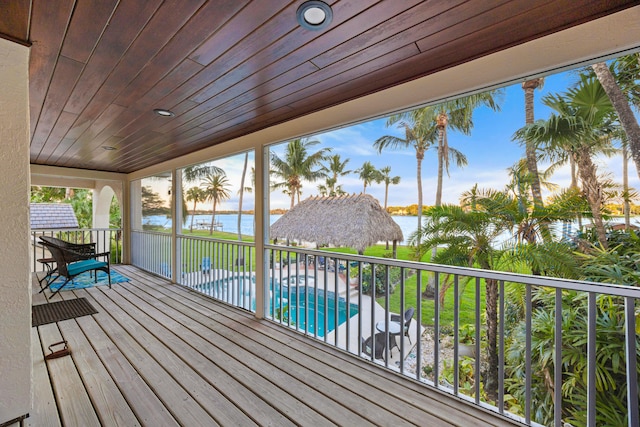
[324,246,486,328]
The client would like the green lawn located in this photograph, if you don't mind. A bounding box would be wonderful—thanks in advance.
[324,245,486,329]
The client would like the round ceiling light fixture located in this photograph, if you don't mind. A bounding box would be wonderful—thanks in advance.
[154,108,175,117]
[297,1,332,31]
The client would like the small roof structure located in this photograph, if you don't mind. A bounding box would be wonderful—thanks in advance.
[30,203,79,230]
[270,194,403,254]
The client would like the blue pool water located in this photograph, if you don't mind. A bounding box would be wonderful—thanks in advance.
[272,286,359,337]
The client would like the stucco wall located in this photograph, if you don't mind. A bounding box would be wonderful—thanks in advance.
[0,38,31,422]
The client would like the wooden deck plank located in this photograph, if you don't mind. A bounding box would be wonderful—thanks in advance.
[79,286,260,427]
[72,290,220,427]
[121,265,516,427]
[120,267,460,426]
[70,310,180,426]
[28,327,61,427]
[123,279,425,426]
[37,323,100,426]
[32,266,522,427]
[101,283,311,426]
[56,319,141,426]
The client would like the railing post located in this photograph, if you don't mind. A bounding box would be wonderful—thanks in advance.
[625,297,639,427]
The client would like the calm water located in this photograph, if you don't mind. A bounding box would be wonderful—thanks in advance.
[144,213,636,246]
[144,213,421,242]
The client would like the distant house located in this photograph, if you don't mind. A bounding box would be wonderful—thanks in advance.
[30,203,79,230]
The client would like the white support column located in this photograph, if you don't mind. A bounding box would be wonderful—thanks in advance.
[0,38,31,423]
[254,146,267,319]
[93,183,116,254]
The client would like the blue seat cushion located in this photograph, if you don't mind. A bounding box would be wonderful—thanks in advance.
[68,259,108,276]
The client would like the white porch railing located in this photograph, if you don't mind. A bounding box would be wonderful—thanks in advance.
[177,235,254,311]
[131,230,172,278]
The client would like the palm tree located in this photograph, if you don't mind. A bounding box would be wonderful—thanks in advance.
[514,76,617,248]
[432,92,502,206]
[380,166,401,249]
[183,163,224,184]
[185,186,206,232]
[355,161,381,194]
[379,166,400,211]
[201,172,232,235]
[374,110,438,245]
[410,204,508,402]
[592,61,640,179]
[270,138,331,209]
[320,154,351,196]
[521,78,545,207]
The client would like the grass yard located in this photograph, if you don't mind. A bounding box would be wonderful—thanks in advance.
[323,245,486,329]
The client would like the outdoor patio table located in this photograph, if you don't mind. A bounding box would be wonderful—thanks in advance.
[375,321,401,351]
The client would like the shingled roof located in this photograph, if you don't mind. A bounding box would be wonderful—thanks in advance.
[30,203,79,230]
[270,194,403,254]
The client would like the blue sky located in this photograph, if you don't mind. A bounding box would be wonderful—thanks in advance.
[197,66,636,212]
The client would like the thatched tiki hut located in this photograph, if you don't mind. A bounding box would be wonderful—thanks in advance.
[270,193,404,256]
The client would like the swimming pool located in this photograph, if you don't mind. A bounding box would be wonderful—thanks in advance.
[272,286,359,337]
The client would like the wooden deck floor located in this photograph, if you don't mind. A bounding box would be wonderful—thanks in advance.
[29,265,520,426]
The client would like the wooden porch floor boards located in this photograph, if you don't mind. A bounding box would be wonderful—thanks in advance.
[30,265,519,427]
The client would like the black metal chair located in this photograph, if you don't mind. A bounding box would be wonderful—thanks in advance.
[362,333,388,361]
[39,240,111,299]
[390,307,415,344]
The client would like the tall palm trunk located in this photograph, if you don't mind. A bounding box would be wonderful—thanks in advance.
[435,114,447,207]
[190,200,197,231]
[623,144,630,229]
[576,146,607,248]
[209,200,217,235]
[592,62,640,180]
[522,78,550,243]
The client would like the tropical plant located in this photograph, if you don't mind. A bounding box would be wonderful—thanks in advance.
[514,75,618,248]
[270,138,331,208]
[592,60,640,180]
[379,166,400,211]
[355,161,382,194]
[185,186,207,232]
[319,154,351,196]
[521,78,546,220]
[374,109,438,247]
[201,172,231,235]
[410,204,509,401]
[431,92,502,207]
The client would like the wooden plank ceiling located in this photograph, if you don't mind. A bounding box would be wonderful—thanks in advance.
[1,0,636,173]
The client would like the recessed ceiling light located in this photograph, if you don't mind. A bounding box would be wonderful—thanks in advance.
[154,108,175,117]
[102,146,117,151]
[297,1,332,31]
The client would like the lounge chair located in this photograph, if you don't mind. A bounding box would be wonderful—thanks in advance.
[390,307,415,344]
[39,240,111,299]
[37,235,98,285]
[201,257,211,274]
[160,262,171,277]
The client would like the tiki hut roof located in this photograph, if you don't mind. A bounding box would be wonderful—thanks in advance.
[270,194,403,253]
